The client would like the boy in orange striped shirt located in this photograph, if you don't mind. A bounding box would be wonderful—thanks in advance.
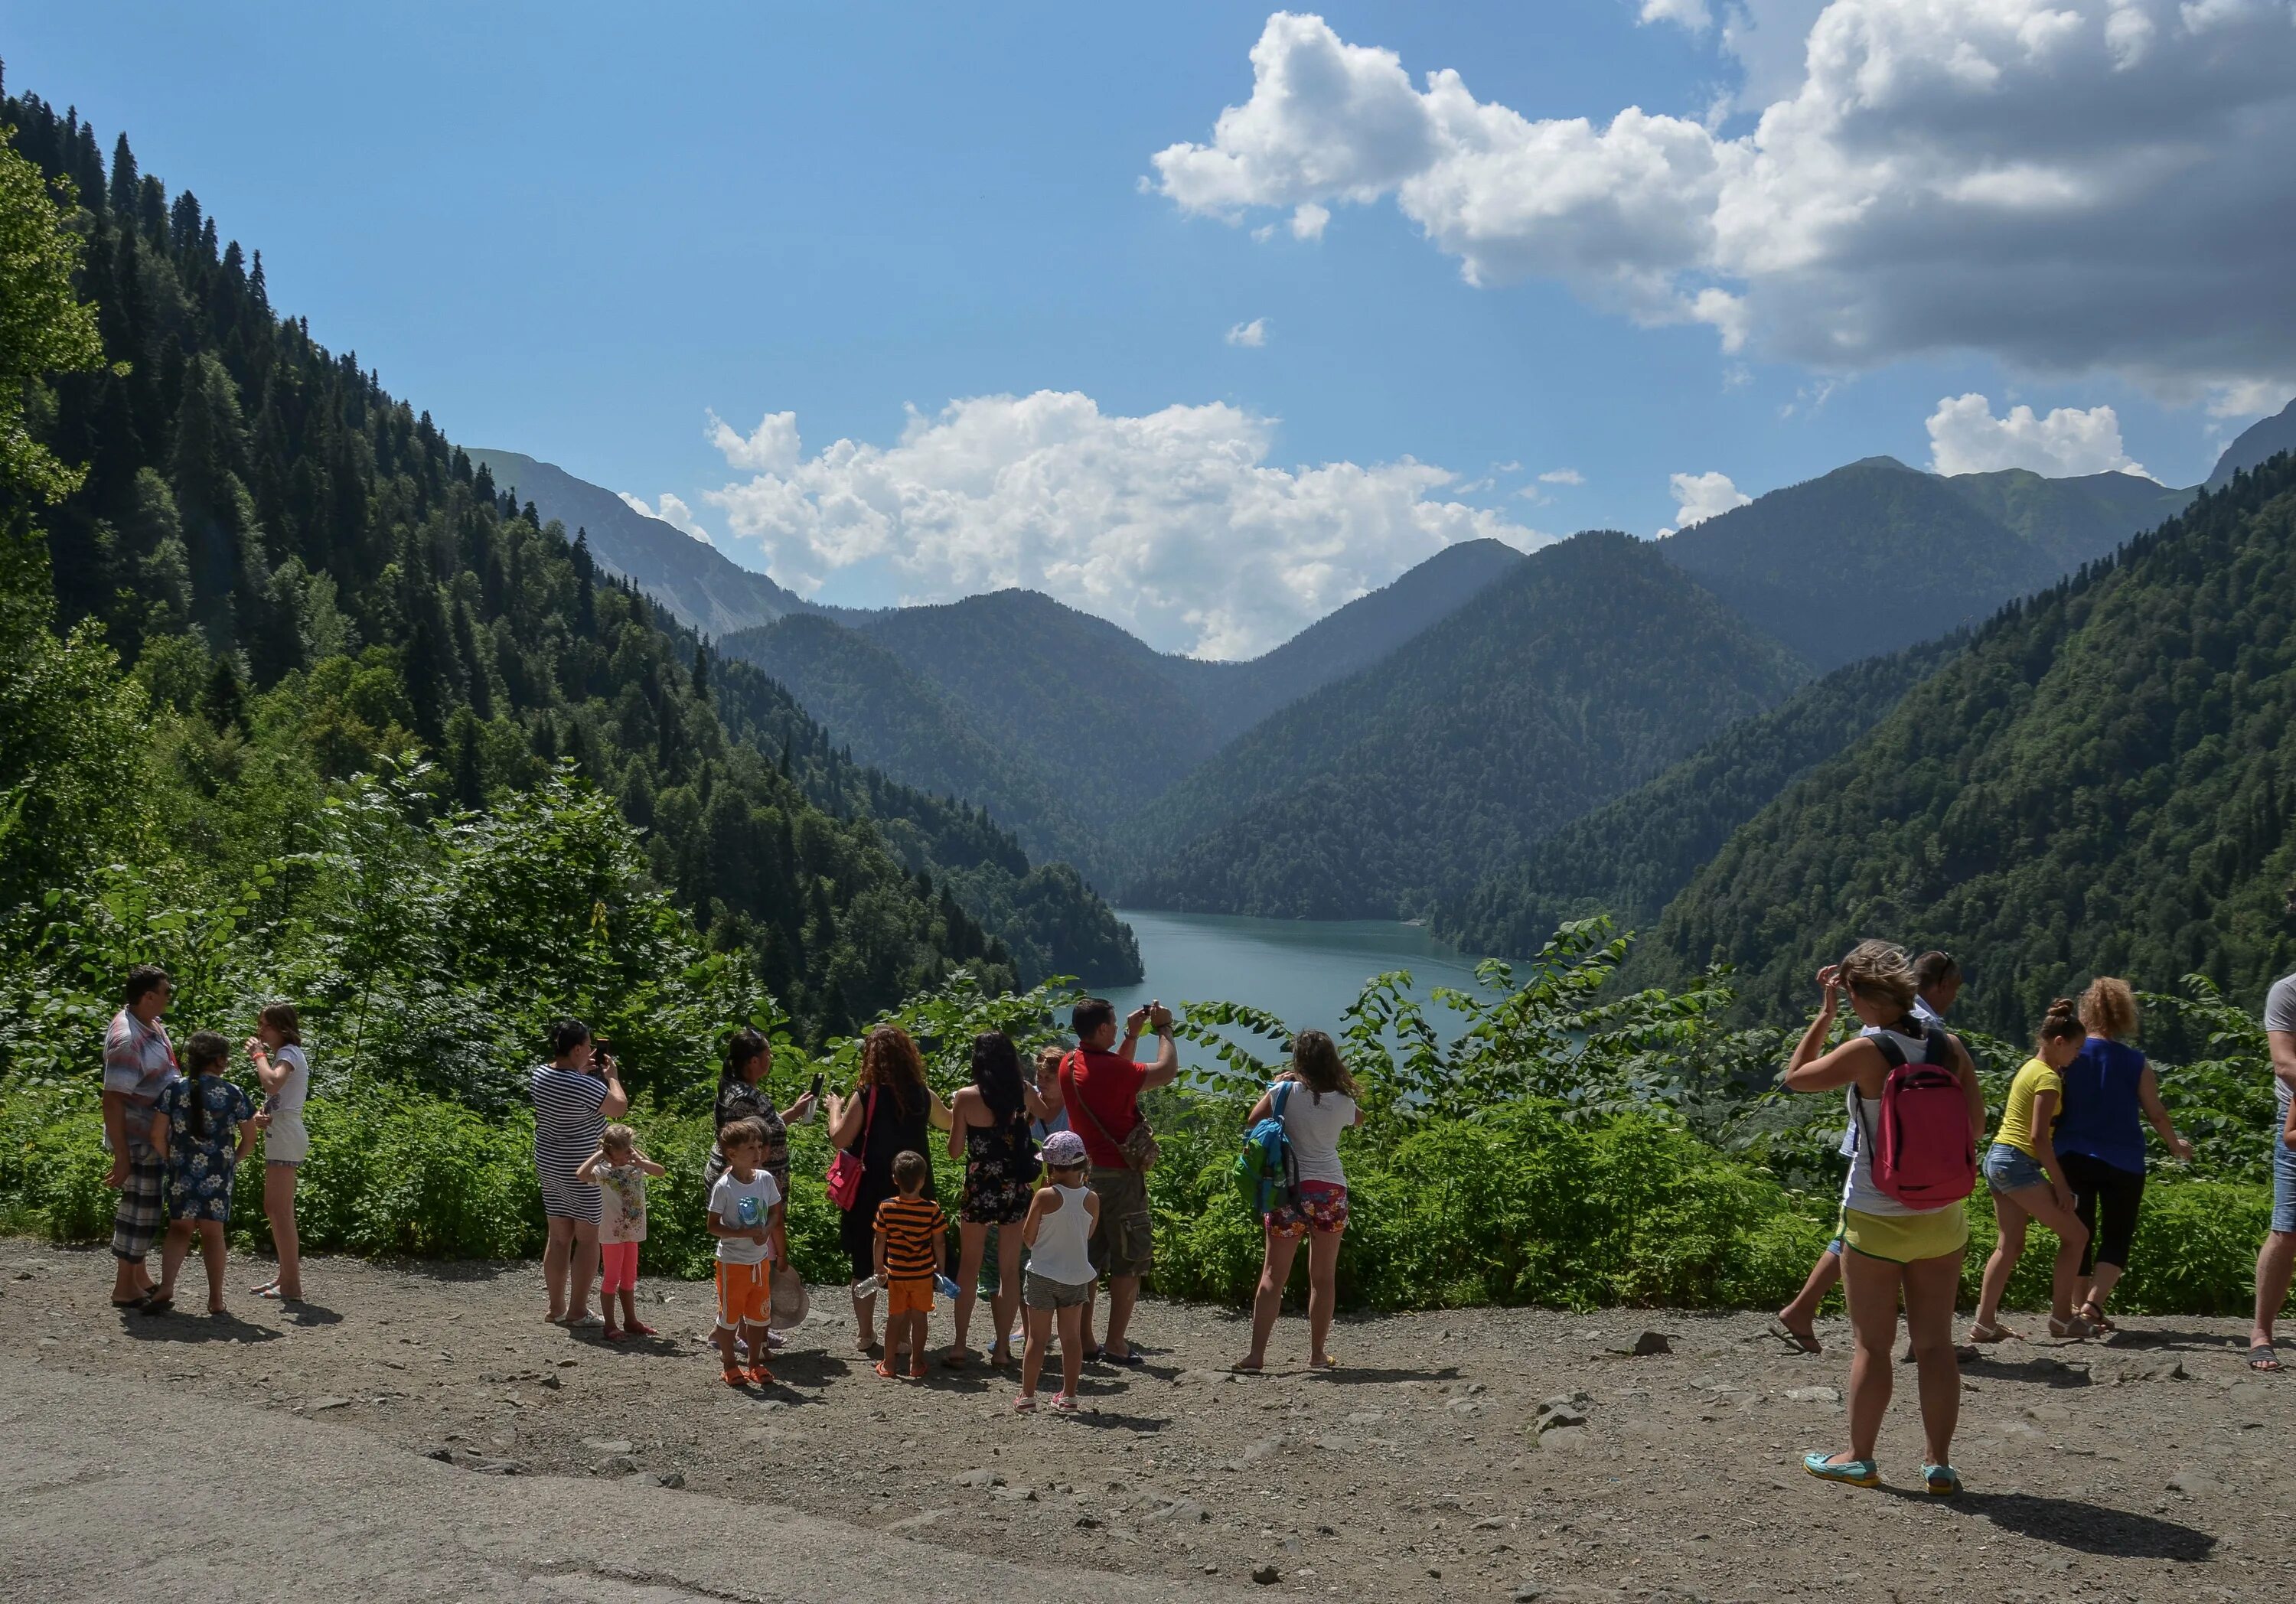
[872,1149,947,1380]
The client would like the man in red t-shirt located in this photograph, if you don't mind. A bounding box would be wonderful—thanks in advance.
[1056,996,1177,1364]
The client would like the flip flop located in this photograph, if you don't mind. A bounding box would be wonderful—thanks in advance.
[1766,1320,1823,1355]
[1231,1358,1265,1374]
[873,1360,899,1380]
[943,1348,974,1369]
[2249,1344,2285,1373]
[1104,1348,1145,1367]
[1802,1452,1880,1488]
[1309,1355,1339,1371]
[138,1296,174,1316]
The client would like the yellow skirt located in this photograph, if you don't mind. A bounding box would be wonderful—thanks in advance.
[1840,1202,1968,1265]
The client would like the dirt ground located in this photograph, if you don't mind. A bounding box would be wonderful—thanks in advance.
[6,1238,2291,1602]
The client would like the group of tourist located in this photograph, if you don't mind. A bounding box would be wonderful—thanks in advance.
[93,938,2296,1477]
[515,996,1356,1410]
[1769,942,2296,1497]
[99,965,308,1317]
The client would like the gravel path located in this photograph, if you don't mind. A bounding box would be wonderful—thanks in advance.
[5,1240,2291,1602]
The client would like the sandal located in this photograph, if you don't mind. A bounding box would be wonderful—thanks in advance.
[1968,1320,2023,1344]
[2249,1343,2285,1373]
[943,1348,974,1370]
[1052,1392,1080,1413]
[255,1286,286,1300]
[1013,1393,1039,1412]
[625,1321,657,1338]
[2047,1315,2100,1341]
[1231,1358,1264,1374]
[745,1363,775,1386]
[1921,1462,1963,1497]
[602,1327,627,1342]
[2079,1299,2117,1334]
[1766,1319,1823,1355]
[720,1364,747,1387]
[873,1360,899,1380]
[139,1296,174,1316]
[1802,1452,1880,1488]
[907,1361,930,1381]
[1309,1355,1339,1371]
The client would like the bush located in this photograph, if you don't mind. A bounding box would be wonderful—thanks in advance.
[4,1066,2275,1320]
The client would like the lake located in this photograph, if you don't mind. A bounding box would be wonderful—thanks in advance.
[1096,908,1504,1074]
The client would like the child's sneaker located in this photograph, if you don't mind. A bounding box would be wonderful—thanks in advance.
[1052,1391,1079,1413]
[1013,1392,1038,1412]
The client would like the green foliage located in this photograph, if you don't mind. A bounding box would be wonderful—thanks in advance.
[1651,458,2296,1047]
[1120,532,1812,920]
[0,126,107,505]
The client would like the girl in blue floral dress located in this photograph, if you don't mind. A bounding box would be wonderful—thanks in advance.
[149,1030,262,1316]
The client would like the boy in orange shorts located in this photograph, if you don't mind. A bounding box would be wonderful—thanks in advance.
[872,1149,947,1380]
[707,1119,781,1387]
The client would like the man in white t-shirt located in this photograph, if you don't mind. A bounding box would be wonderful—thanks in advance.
[2247,957,2296,1371]
[1771,950,1960,1351]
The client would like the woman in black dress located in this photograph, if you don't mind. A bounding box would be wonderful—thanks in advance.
[944,1030,1049,1368]
[824,1025,949,1355]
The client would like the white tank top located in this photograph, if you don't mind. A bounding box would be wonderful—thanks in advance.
[1841,1022,1951,1218]
[1028,1183,1095,1284]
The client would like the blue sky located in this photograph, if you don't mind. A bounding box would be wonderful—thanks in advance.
[11,2,2291,654]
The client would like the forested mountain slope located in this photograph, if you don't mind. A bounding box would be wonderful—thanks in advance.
[717,612,1110,883]
[1649,454,2296,1038]
[1437,634,1964,960]
[5,90,1135,1023]
[1658,458,2178,672]
[468,448,812,637]
[1118,532,1812,919]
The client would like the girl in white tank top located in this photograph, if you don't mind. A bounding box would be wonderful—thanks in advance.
[1026,1182,1095,1283]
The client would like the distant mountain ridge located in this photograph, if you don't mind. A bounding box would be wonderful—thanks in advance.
[1117,531,1813,919]
[1655,456,2190,672]
[468,448,816,637]
[2208,396,2296,490]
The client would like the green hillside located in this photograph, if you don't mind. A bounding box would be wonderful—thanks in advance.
[718,611,1113,887]
[1658,457,2172,672]
[2,91,1132,1025]
[2208,396,2296,490]
[1437,634,1963,960]
[1649,453,2296,1038]
[1119,532,1812,918]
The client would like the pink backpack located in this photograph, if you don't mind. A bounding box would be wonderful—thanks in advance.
[1856,1025,1975,1207]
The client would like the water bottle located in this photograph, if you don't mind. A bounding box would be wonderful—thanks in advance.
[934,1273,961,1302]
[851,1273,882,1299]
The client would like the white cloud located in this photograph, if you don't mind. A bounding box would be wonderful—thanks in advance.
[618,491,715,546]
[705,409,801,474]
[1290,202,1331,240]
[1668,469,1753,530]
[699,391,1548,659]
[1152,7,2296,399]
[1925,393,2151,478]
[1538,467,1586,484]
[1639,0,1715,31]
[1226,317,1270,347]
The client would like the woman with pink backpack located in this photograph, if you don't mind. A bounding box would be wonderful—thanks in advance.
[1782,941,1985,1497]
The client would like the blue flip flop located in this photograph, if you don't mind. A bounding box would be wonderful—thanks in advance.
[1921,1463,1963,1497]
[1802,1452,1880,1488]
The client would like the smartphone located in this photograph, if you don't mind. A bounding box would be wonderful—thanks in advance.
[809,1072,825,1101]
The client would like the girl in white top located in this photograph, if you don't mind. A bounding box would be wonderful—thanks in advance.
[247,1002,311,1302]
[1015,1130,1099,1413]
[1236,1029,1365,1374]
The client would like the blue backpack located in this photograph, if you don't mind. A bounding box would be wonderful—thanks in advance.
[1232,1081,1300,1220]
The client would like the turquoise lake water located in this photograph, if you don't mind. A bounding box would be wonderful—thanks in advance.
[1094,908,1503,1074]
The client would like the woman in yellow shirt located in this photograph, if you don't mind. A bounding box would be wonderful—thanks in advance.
[1968,999,2092,1342]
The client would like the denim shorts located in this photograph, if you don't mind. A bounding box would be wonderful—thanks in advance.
[1983,1142,2050,1195]
[2274,1130,2296,1234]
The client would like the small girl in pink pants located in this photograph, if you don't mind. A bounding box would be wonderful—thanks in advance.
[577,1123,664,1341]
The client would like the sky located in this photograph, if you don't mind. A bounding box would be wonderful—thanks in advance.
[11,1,2294,657]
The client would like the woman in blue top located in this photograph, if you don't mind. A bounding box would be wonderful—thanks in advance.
[2052,978,2191,1333]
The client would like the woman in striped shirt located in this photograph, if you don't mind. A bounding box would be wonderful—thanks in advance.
[531,1019,628,1327]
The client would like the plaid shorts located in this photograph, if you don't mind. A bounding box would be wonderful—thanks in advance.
[111,1145,165,1261]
